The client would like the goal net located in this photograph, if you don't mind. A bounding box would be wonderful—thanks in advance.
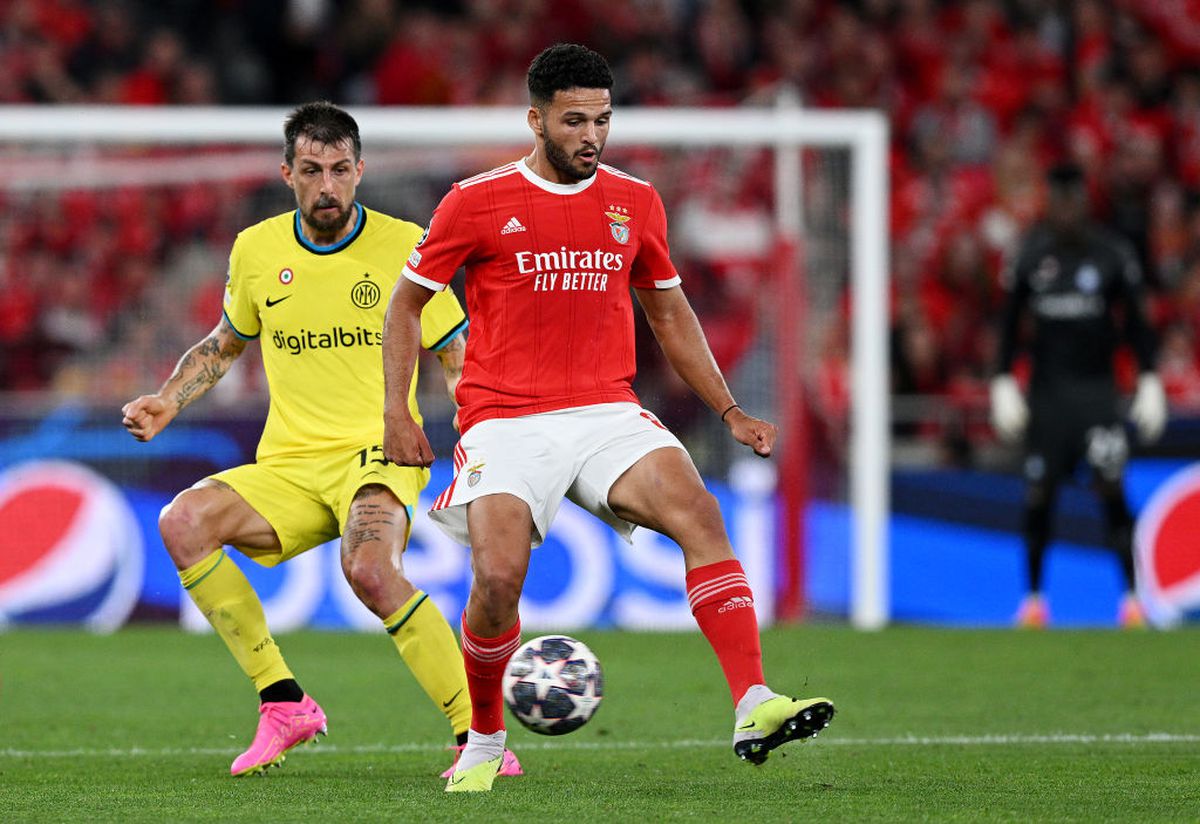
[0,104,889,631]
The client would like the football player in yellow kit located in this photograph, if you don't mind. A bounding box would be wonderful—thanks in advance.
[122,101,521,779]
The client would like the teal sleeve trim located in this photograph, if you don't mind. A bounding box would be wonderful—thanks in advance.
[428,319,469,352]
[222,310,259,341]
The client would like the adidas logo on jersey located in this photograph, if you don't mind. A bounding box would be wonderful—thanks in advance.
[500,216,527,235]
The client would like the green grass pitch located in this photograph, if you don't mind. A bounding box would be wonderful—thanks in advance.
[1,625,1197,822]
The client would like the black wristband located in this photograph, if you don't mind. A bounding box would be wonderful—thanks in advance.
[720,403,740,422]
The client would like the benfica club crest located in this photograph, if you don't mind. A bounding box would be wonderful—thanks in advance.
[466,461,486,488]
[605,206,631,245]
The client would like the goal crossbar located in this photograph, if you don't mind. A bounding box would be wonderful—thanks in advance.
[0,105,882,147]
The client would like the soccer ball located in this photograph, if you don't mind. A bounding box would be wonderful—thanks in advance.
[502,635,603,735]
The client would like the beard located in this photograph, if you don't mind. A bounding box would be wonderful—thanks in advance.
[544,132,602,182]
[302,196,355,235]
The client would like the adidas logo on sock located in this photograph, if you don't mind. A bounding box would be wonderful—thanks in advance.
[500,216,526,235]
[718,596,754,614]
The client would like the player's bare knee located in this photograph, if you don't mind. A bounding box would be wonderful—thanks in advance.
[661,488,726,543]
[341,548,401,607]
[158,492,216,567]
[472,565,524,618]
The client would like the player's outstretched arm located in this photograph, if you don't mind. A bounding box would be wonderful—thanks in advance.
[382,277,437,466]
[633,285,777,458]
[120,316,248,442]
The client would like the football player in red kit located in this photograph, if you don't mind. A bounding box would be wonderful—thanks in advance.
[383,43,835,792]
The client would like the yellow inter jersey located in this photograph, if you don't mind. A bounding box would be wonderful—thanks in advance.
[222,205,467,460]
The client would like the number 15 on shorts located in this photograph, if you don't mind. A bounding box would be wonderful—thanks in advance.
[357,445,390,467]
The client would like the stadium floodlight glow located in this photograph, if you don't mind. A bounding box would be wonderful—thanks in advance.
[0,103,890,629]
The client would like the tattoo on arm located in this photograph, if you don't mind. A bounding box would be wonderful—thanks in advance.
[164,318,247,413]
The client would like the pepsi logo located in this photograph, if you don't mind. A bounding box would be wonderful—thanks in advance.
[1135,463,1200,627]
[0,461,143,631]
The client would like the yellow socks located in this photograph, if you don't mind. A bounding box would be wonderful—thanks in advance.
[178,550,294,692]
[180,553,469,730]
[384,591,471,737]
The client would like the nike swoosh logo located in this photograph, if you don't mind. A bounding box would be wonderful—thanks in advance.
[736,721,758,731]
[265,295,291,307]
[442,688,464,708]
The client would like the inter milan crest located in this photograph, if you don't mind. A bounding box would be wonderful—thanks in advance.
[605,205,631,245]
[351,274,380,309]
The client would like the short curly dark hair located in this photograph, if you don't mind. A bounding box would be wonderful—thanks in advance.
[527,43,613,107]
[283,101,361,165]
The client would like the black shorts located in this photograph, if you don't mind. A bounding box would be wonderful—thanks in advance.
[1024,388,1127,485]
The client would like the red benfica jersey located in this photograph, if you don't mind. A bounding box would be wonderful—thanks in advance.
[403,160,681,433]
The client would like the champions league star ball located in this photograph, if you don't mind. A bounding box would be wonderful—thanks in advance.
[502,635,603,735]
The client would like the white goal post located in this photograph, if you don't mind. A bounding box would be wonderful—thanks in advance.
[0,104,891,629]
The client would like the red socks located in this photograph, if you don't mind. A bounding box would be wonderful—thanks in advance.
[460,559,761,726]
[460,615,522,734]
[686,559,765,705]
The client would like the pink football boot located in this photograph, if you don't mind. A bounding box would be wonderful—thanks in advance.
[440,745,524,779]
[230,694,327,777]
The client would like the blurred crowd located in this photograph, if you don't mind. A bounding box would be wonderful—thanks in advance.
[5,0,1200,454]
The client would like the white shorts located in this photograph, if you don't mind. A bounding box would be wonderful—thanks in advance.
[429,402,686,548]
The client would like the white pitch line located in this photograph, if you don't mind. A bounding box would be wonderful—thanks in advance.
[2,733,1198,760]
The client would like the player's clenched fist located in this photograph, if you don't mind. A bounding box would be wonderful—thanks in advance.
[724,408,777,458]
[121,395,176,442]
[383,413,435,467]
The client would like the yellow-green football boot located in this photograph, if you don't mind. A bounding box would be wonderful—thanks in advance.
[445,755,503,792]
[733,694,835,765]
